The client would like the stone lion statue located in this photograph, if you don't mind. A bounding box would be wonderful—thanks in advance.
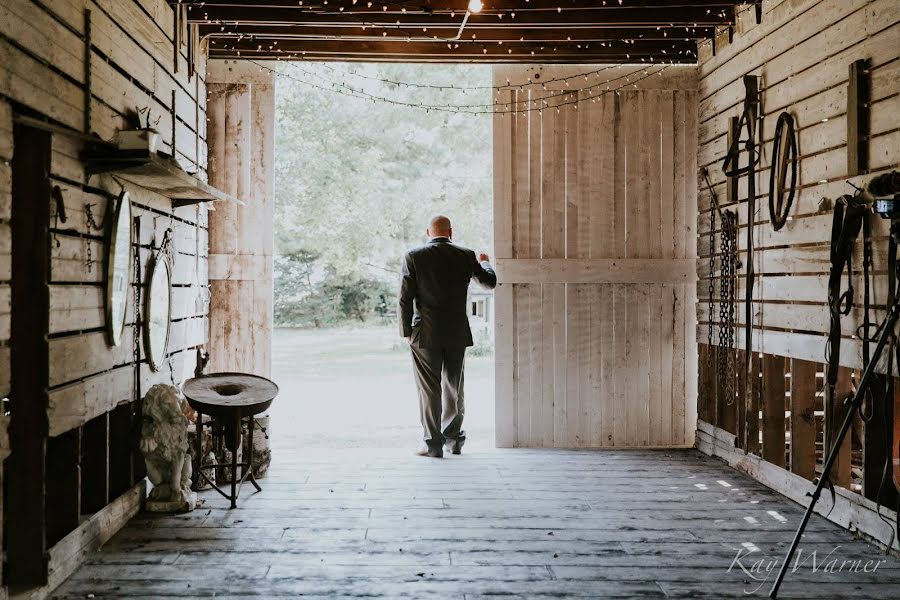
[140,384,196,512]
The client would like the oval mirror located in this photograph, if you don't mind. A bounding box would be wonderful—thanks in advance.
[144,254,172,371]
[106,192,132,346]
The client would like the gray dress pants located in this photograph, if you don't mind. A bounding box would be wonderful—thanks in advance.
[409,343,466,450]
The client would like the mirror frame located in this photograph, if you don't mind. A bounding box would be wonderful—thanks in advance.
[105,192,132,347]
[144,253,172,372]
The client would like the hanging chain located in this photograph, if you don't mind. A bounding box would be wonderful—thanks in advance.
[133,216,142,403]
[84,203,100,273]
[718,211,738,405]
[707,208,717,367]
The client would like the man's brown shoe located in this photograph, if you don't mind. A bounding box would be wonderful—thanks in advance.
[444,439,463,455]
[415,446,443,458]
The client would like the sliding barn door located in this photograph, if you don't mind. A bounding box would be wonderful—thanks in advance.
[493,65,699,448]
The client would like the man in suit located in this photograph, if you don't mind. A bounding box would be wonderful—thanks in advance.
[399,215,497,458]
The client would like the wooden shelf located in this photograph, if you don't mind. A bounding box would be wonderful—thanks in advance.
[83,147,243,207]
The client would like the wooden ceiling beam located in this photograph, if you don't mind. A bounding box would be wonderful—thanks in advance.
[208,50,697,65]
[183,0,735,11]
[200,25,715,42]
[185,6,734,27]
[208,38,697,61]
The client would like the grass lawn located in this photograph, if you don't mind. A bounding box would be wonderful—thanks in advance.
[269,325,495,450]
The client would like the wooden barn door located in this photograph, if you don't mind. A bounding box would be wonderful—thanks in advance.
[492,66,699,448]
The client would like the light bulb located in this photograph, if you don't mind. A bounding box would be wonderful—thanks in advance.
[468,0,483,13]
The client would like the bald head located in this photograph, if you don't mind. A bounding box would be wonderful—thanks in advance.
[427,215,452,239]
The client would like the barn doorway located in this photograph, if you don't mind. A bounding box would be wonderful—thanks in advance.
[268,63,496,452]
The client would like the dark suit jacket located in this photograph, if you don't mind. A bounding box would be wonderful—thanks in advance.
[398,237,497,348]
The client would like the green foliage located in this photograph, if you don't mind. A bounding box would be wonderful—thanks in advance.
[273,63,493,327]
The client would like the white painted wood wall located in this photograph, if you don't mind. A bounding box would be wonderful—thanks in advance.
[493,65,699,448]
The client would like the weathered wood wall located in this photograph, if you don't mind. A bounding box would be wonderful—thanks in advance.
[695,0,899,547]
[493,65,699,448]
[0,0,209,594]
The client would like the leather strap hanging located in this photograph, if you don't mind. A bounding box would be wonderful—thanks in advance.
[825,195,868,409]
[768,112,797,231]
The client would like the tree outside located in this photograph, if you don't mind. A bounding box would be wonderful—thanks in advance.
[273,62,494,328]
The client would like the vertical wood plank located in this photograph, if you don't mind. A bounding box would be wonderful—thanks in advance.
[671,286,686,445]
[550,283,567,447]
[528,92,542,260]
[747,352,762,456]
[648,286,664,446]
[80,412,109,514]
[590,93,616,259]
[660,90,675,260]
[660,286,675,446]
[566,284,588,446]
[613,285,628,446]
[673,90,688,260]
[762,354,787,468]
[597,285,615,446]
[46,429,81,547]
[626,285,651,446]
[827,367,854,488]
[646,90,663,259]
[790,359,819,480]
[623,91,640,259]
[514,286,528,447]
[681,89,698,446]
[493,85,515,447]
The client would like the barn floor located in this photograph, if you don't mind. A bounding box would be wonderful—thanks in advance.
[52,448,900,599]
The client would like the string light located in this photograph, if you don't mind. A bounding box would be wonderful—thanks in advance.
[303,62,622,92]
[250,59,670,116]
[276,60,670,111]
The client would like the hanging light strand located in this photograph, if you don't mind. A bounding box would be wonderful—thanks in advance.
[250,59,670,116]
[275,60,669,111]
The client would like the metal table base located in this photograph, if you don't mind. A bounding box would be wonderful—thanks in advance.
[193,412,262,509]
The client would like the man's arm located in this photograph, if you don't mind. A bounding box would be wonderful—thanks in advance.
[472,252,497,289]
[398,252,417,338]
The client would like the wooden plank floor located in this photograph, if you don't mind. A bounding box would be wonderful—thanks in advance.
[52,448,900,598]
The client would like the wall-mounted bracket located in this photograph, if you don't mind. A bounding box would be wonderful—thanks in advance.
[84,9,91,135]
[847,58,869,176]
